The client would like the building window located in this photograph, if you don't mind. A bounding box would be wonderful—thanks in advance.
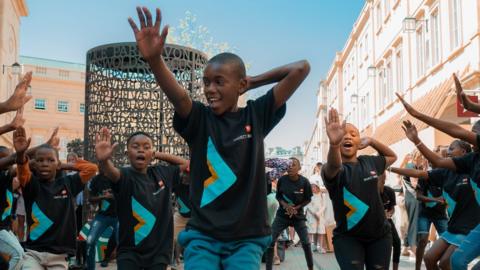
[395,48,403,92]
[34,99,46,110]
[35,67,47,75]
[59,70,69,78]
[416,24,426,77]
[449,0,462,49]
[386,56,393,104]
[376,3,382,29]
[431,10,441,65]
[57,100,69,112]
[80,103,85,114]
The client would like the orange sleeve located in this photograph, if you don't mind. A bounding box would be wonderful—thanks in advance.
[74,159,99,183]
[16,161,32,187]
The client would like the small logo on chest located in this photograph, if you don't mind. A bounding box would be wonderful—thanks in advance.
[363,171,378,182]
[53,189,69,199]
[153,179,165,196]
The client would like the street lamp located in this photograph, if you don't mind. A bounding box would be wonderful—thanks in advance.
[2,62,22,75]
[367,66,377,77]
[403,17,417,32]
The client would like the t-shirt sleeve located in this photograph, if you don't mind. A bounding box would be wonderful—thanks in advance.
[251,88,287,136]
[64,174,85,196]
[173,101,206,143]
[159,165,181,189]
[370,155,387,175]
[320,165,342,189]
[22,177,39,202]
[111,167,129,193]
[304,178,313,201]
[452,152,475,175]
[275,178,283,202]
[427,169,445,187]
[88,176,99,195]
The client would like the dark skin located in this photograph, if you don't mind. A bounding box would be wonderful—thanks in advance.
[0,72,32,114]
[323,108,397,180]
[128,7,310,118]
[278,158,311,218]
[0,106,25,136]
[453,73,480,113]
[96,128,189,183]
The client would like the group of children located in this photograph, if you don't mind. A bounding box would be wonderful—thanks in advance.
[1,5,479,270]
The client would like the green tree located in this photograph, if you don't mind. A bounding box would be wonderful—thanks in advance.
[67,138,84,157]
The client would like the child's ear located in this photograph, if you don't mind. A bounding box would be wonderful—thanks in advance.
[238,77,248,94]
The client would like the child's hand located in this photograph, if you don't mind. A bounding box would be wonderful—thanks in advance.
[358,137,372,150]
[401,120,420,143]
[95,127,118,162]
[13,126,31,154]
[324,108,346,146]
[396,92,419,117]
[128,7,169,62]
[46,127,60,151]
[4,72,32,112]
[9,107,25,130]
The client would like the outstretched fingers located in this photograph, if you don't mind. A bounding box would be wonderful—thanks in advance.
[142,7,153,27]
[128,17,140,34]
[136,6,147,29]
[154,8,161,32]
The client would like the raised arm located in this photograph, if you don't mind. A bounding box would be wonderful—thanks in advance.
[397,92,477,147]
[0,72,32,114]
[128,7,192,118]
[244,60,310,110]
[0,107,25,136]
[402,120,457,170]
[25,127,60,159]
[95,128,120,182]
[454,73,480,114]
[154,151,189,171]
[60,160,98,184]
[389,167,429,180]
[359,137,397,167]
[13,127,32,187]
[323,109,346,181]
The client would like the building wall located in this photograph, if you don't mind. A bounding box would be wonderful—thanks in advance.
[0,0,28,146]
[20,56,86,161]
[306,0,480,171]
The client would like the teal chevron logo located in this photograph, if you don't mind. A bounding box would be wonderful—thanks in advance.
[201,137,237,207]
[101,200,110,212]
[443,191,456,217]
[282,194,294,205]
[470,180,480,206]
[425,190,438,208]
[30,202,53,240]
[1,189,12,221]
[177,197,190,215]
[343,187,369,230]
[132,197,156,245]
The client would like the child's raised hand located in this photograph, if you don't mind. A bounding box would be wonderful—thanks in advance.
[128,7,169,62]
[396,92,419,117]
[324,108,346,146]
[5,72,32,113]
[95,127,118,162]
[9,106,25,130]
[358,137,372,150]
[401,120,420,143]
[13,126,31,154]
[46,127,60,150]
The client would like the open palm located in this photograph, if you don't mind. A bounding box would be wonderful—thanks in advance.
[401,120,419,142]
[128,7,169,61]
[5,72,32,112]
[325,108,346,146]
[95,128,118,162]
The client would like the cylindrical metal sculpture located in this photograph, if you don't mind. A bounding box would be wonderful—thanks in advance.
[84,42,207,165]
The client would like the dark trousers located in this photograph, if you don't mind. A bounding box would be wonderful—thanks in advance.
[389,219,401,264]
[265,215,313,270]
[333,233,392,270]
[117,258,166,270]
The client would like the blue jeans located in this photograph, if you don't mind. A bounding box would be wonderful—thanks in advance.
[86,214,118,270]
[0,229,24,270]
[178,229,271,270]
[417,214,448,235]
[450,223,480,270]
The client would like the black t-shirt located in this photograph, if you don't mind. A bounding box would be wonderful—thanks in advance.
[112,165,179,267]
[0,170,13,230]
[173,89,286,241]
[23,174,84,255]
[173,181,191,218]
[452,135,480,206]
[275,175,313,219]
[416,178,447,220]
[89,174,117,217]
[322,155,390,241]
[428,168,480,235]
[381,185,396,212]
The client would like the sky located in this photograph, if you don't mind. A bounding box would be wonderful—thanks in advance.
[20,1,365,150]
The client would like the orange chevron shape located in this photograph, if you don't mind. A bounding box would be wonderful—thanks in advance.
[30,213,39,231]
[133,210,146,232]
[203,159,219,188]
[344,200,357,218]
